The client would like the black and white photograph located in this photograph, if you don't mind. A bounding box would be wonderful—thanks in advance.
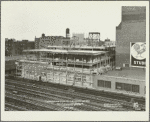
[1,1,149,121]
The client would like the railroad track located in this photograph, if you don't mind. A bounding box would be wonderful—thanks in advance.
[5,102,29,111]
[7,77,145,104]
[5,106,18,111]
[5,79,141,111]
[5,79,145,110]
[5,97,55,111]
[6,84,110,111]
[5,91,73,111]
[6,86,72,103]
[5,80,137,111]
[6,86,82,111]
[5,103,25,111]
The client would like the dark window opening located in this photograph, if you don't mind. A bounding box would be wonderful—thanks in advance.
[105,81,111,88]
[116,82,139,93]
[97,80,111,88]
[132,85,139,93]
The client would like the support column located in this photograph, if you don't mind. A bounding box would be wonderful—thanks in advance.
[82,58,83,86]
[46,52,47,82]
[91,55,93,86]
[53,53,54,83]
[59,53,61,84]
[66,56,68,84]
[97,56,98,70]
[100,55,101,67]
[73,57,75,86]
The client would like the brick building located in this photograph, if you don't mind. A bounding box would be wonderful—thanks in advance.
[116,6,146,68]
[5,38,35,56]
[5,38,16,56]
[35,33,70,49]
[72,33,86,46]
[104,38,116,47]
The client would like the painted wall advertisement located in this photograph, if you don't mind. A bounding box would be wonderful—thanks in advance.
[130,42,146,68]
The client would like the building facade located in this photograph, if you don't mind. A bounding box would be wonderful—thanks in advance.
[104,38,116,47]
[72,33,86,46]
[116,6,146,68]
[35,34,71,49]
[5,38,35,56]
[5,60,16,76]
[5,38,16,56]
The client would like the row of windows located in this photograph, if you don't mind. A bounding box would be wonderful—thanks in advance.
[97,80,111,88]
[97,80,140,93]
[116,82,139,93]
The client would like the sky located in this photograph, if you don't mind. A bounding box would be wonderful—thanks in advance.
[1,1,147,41]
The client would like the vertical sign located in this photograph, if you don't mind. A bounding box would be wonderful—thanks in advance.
[130,42,146,68]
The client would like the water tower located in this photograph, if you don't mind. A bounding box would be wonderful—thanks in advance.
[66,28,70,38]
[42,33,45,38]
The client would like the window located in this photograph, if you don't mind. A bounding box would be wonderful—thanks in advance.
[97,80,111,88]
[124,83,132,91]
[123,63,129,67]
[116,82,140,93]
[132,85,139,93]
[97,80,104,87]
[105,81,111,88]
[116,82,123,90]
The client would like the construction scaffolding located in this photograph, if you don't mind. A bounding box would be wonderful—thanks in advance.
[16,48,112,88]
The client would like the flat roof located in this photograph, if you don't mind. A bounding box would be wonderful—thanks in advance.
[47,45,108,49]
[104,68,145,81]
[23,49,107,55]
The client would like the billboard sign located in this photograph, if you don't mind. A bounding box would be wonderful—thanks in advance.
[130,42,146,68]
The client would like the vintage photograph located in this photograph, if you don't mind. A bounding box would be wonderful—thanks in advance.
[1,1,149,121]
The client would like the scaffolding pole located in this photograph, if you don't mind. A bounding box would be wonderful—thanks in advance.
[91,55,93,85]
[82,58,83,86]
[73,57,75,86]
[97,56,98,72]
[46,52,47,82]
[66,56,67,84]
[53,53,54,83]
[16,63,17,78]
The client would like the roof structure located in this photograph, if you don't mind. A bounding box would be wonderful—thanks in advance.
[23,49,107,55]
[104,68,145,81]
[89,32,100,34]
[47,45,107,49]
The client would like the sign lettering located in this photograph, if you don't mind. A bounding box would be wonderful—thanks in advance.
[130,42,146,68]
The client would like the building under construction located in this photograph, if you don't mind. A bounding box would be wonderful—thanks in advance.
[17,48,112,88]
[16,45,145,98]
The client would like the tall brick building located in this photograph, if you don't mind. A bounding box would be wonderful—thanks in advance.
[116,6,146,68]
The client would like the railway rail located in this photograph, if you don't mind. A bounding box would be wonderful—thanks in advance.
[5,79,144,111]
[5,92,72,111]
[6,85,114,111]
[5,102,29,111]
[6,76,145,104]
[5,97,55,111]
[5,79,145,110]
[6,77,145,104]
